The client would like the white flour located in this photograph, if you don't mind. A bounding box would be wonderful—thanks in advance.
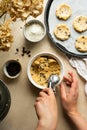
[25,23,45,42]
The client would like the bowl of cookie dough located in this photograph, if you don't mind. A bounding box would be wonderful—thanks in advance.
[27,52,64,89]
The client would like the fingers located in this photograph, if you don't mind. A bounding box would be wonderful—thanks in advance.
[36,97,43,102]
[34,101,41,119]
[64,72,73,84]
[34,97,42,110]
[64,71,78,95]
[37,88,54,97]
[68,72,78,85]
[43,88,54,96]
[60,83,66,100]
[39,90,48,97]
[64,72,78,86]
[69,72,78,93]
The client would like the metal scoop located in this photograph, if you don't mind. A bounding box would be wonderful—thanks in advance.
[48,74,60,92]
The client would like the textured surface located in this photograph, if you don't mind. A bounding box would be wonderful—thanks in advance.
[0,0,87,130]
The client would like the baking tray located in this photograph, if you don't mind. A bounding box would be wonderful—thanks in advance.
[44,0,87,58]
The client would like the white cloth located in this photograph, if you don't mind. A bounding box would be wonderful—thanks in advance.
[69,58,87,96]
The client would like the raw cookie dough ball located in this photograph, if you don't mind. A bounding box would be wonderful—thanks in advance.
[54,24,71,41]
[56,4,72,20]
[73,16,87,32]
[75,36,87,52]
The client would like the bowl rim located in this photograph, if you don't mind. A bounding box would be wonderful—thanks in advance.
[27,52,64,89]
[3,60,21,79]
[23,19,46,43]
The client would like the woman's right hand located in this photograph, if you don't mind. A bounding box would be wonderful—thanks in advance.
[34,88,58,130]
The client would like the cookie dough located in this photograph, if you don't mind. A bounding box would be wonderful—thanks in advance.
[56,4,72,20]
[54,24,71,41]
[30,56,60,87]
[75,36,87,52]
[73,16,87,32]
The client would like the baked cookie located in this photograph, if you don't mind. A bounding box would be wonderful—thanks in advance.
[73,16,87,32]
[75,36,87,52]
[56,4,72,20]
[54,24,70,41]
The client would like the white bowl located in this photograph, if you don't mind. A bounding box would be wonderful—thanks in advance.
[27,52,64,89]
[3,60,21,79]
[23,19,46,43]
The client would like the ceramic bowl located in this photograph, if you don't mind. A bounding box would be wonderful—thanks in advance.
[23,19,46,43]
[27,52,64,89]
[3,60,21,79]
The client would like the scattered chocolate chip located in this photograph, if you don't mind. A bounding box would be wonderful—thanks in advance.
[28,55,31,57]
[21,53,24,56]
[27,50,31,54]
[15,46,31,57]
[16,48,19,52]
[22,47,26,53]
[15,48,19,54]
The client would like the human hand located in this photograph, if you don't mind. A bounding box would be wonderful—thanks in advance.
[60,72,79,116]
[34,88,58,130]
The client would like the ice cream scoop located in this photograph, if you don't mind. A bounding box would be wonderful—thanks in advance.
[48,74,60,92]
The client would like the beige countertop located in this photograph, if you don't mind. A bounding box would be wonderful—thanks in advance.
[0,1,87,130]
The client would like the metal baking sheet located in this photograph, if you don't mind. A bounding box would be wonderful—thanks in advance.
[44,0,87,58]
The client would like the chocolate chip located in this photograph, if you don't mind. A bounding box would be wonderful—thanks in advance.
[28,54,31,57]
[15,46,31,57]
[27,50,31,54]
[16,48,19,52]
[21,53,24,56]
[82,36,85,39]
[83,42,85,44]
[20,27,23,29]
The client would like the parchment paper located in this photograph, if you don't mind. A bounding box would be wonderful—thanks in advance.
[48,0,87,55]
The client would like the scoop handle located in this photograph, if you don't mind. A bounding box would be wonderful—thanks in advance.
[48,81,56,93]
[48,81,52,88]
